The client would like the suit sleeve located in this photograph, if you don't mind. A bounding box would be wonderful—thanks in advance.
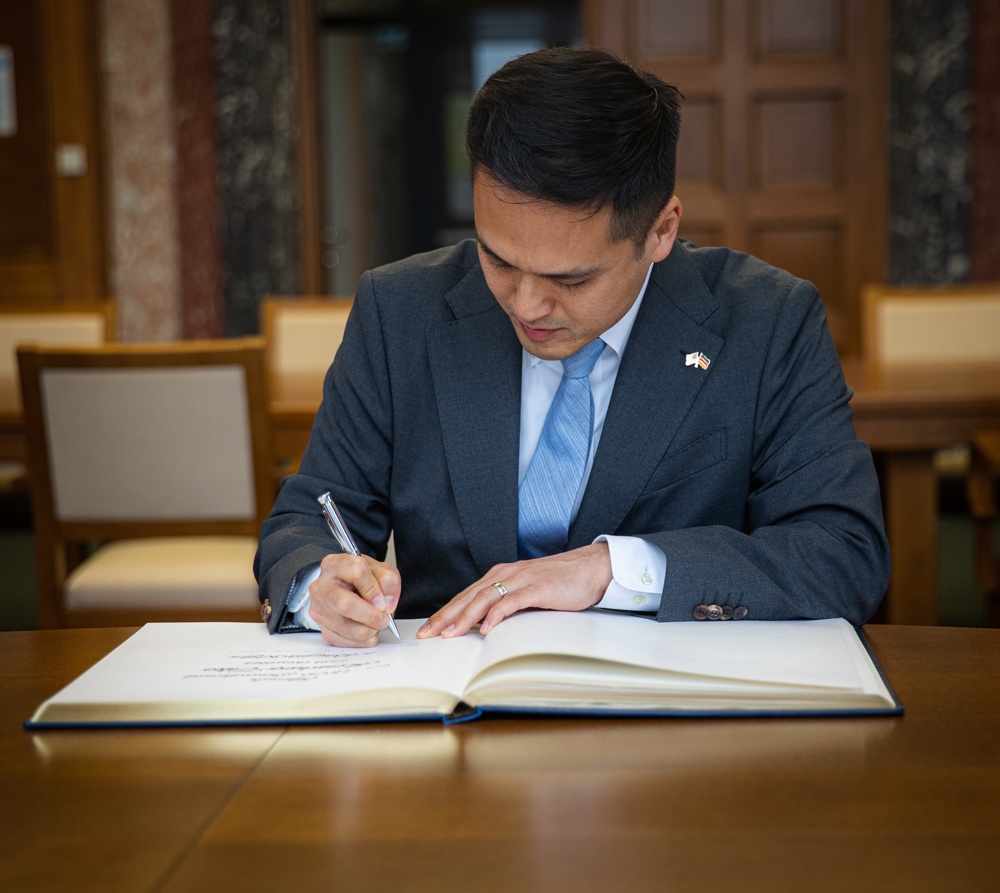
[647,279,890,625]
[254,270,395,633]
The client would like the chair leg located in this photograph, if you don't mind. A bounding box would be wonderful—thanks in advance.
[968,432,1000,628]
[35,542,67,629]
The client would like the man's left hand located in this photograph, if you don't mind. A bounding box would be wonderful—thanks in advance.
[416,542,613,639]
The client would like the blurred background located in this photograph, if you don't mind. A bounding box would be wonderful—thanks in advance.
[1,0,998,629]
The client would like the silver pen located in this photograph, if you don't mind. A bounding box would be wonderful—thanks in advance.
[317,492,400,639]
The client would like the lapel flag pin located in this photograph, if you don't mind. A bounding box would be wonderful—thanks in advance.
[685,351,711,371]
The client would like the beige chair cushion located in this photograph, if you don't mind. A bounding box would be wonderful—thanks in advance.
[270,304,351,377]
[872,294,1000,364]
[41,366,256,521]
[65,537,260,610]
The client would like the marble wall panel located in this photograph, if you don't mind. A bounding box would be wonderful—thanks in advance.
[101,0,181,341]
[889,0,972,284]
[172,0,223,339]
[969,0,1000,281]
[213,0,299,337]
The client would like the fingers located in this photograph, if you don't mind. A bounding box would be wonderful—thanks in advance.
[417,576,516,640]
[417,543,613,640]
[478,585,529,635]
[309,553,401,647]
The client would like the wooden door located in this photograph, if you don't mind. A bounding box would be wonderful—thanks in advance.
[0,1,106,305]
[583,0,887,353]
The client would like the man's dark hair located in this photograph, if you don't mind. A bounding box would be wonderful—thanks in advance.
[466,46,682,252]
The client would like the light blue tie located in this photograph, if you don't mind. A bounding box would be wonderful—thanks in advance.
[518,338,605,559]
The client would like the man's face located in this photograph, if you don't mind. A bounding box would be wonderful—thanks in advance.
[473,170,681,361]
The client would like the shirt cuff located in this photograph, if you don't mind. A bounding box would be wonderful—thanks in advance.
[592,535,665,612]
[287,563,322,631]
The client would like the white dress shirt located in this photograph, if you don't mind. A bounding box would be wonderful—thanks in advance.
[289,265,666,628]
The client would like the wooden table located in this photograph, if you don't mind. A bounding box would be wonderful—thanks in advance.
[843,359,1000,624]
[268,370,323,473]
[2,624,998,892]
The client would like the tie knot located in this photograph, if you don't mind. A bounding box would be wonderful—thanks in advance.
[561,339,604,379]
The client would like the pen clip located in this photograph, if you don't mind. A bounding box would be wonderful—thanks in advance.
[317,492,359,556]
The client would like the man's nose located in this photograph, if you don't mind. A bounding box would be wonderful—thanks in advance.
[510,275,552,320]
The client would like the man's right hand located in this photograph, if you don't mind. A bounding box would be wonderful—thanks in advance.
[307,553,401,647]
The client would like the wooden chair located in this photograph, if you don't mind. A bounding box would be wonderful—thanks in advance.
[862,282,1000,624]
[861,283,1000,365]
[259,296,397,563]
[261,295,353,393]
[0,303,116,479]
[17,338,274,628]
[261,295,353,473]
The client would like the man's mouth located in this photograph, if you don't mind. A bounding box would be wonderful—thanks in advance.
[518,320,558,341]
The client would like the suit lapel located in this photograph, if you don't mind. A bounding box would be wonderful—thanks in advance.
[426,244,724,562]
[571,246,724,546]
[427,271,522,571]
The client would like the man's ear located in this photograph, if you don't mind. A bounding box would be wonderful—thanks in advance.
[647,196,683,262]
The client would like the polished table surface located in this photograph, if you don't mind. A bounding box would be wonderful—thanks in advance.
[844,359,1000,448]
[2,624,998,892]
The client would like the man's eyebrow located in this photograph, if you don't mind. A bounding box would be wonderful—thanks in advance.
[476,234,601,281]
[476,236,508,265]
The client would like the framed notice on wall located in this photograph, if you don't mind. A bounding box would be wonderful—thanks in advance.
[0,46,16,136]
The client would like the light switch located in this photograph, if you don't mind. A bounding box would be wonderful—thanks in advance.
[55,143,88,177]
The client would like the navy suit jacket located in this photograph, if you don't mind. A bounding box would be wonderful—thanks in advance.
[255,239,889,631]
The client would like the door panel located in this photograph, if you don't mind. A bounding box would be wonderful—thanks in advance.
[0,1,105,305]
[584,0,887,353]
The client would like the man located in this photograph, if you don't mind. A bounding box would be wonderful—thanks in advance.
[255,46,889,647]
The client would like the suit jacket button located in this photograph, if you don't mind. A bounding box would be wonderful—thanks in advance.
[706,604,723,620]
[720,605,734,620]
[733,606,748,620]
[260,599,272,622]
[693,604,710,620]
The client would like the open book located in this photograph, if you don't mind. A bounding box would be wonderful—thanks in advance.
[26,612,901,728]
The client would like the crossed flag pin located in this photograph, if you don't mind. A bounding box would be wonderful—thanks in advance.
[685,351,711,371]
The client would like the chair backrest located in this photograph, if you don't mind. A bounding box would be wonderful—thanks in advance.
[261,296,353,399]
[0,303,115,415]
[17,338,274,541]
[861,283,1000,364]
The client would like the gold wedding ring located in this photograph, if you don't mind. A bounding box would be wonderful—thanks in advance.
[492,582,509,596]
